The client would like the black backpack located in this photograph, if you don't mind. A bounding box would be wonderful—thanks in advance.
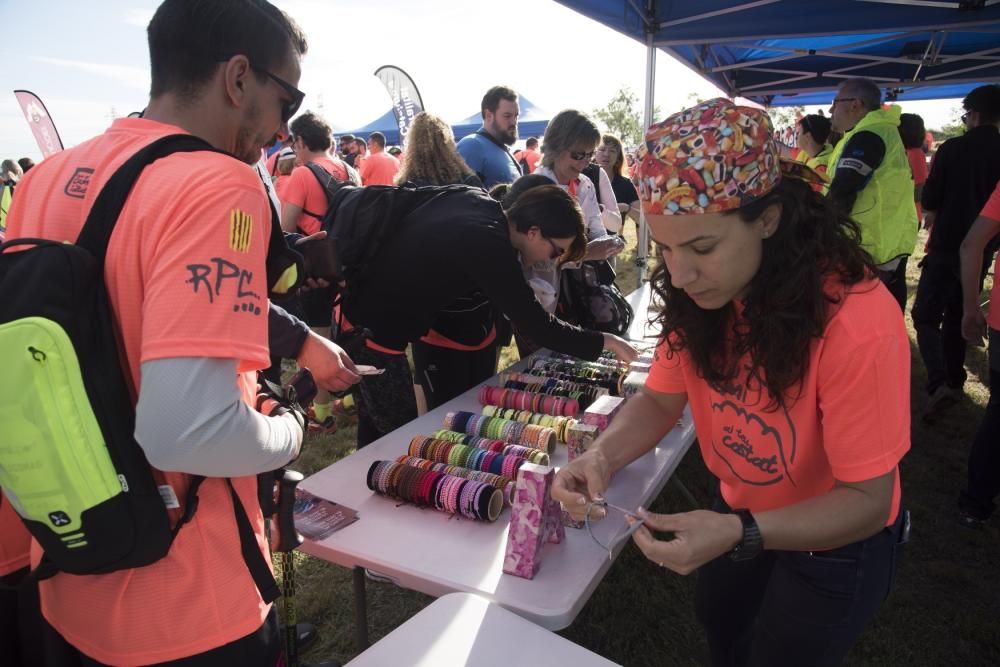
[0,135,278,600]
[558,260,634,337]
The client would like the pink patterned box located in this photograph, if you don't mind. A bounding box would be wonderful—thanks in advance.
[582,395,625,433]
[503,463,564,579]
[566,423,598,462]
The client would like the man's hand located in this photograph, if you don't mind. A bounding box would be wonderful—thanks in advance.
[296,332,361,393]
[961,308,988,345]
[630,509,743,575]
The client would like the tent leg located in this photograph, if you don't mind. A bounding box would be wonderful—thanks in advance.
[638,5,657,290]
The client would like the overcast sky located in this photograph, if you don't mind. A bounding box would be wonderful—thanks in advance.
[1,0,962,162]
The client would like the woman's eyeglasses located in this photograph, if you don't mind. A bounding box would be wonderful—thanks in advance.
[545,237,565,260]
[569,150,596,161]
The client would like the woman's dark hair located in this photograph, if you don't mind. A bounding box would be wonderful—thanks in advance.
[898,113,926,150]
[148,0,307,99]
[798,114,831,145]
[505,183,587,264]
[290,111,332,152]
[650,177,876,410]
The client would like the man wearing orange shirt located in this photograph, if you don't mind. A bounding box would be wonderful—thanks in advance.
[359,131,400,185]
[4,1,357,664]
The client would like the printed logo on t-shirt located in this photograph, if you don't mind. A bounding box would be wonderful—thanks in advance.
[63,168,94,199]
[710,372,797,488]
[184,257,263,316]
[229,208,253,253]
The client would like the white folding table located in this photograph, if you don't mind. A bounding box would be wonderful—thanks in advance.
[300,283,695,648]
[345,593,621,667]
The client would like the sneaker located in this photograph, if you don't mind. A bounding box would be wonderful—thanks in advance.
[330,397,357,419]
[921,385,958,422]
[957,512,986,530]
[307,415,338,434]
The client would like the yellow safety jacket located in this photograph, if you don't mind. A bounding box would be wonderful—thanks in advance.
[827,105,917,265]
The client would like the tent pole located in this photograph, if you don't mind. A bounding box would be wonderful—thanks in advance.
[638,2,656,290]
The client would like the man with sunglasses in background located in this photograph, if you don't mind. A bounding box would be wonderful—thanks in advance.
[456,85,524,188]
[2,1,357,664]
[827,77,918,312]
[913,84,1000,421]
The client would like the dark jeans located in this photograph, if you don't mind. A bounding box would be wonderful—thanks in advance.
[412,341,498,411]
[912,254,967,394]
[959,328,1000,520]
[39,594,283,666]
[877,256,908,313]
[695,500,905,667]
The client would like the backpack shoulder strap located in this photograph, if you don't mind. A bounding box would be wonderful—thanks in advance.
[75,134,218,263]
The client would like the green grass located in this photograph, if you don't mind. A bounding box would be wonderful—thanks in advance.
[284,226,998,666]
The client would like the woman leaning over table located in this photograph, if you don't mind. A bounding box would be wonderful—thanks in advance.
[553,98,910,667]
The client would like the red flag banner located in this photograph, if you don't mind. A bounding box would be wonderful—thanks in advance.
[14,90,64,158]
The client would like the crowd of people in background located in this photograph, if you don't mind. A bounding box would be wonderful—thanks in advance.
[1,0,998,663]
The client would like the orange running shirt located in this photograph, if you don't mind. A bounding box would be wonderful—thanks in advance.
[0,500,30,576]
[280,157,348,235]
[359,151,400,186]
[6,117,273,665]
[521,148,541,174]
[646,278,909,525]
[980,182,1000,331]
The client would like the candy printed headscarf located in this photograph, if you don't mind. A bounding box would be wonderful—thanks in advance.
[636,98,783,216]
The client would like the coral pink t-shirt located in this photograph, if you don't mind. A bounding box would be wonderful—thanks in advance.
[980,182,1000,331]
[0,500,30,577]
[646,278,908,525]
[280,157,349,235]
[359,150,400,186]
[6,117,273,665]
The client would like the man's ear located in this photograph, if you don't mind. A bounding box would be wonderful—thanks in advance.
[222,55,253,107]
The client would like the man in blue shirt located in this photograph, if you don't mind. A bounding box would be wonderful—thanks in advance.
[456,86,523,188]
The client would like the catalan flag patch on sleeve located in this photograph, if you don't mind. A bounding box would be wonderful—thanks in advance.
[229,209,253,253]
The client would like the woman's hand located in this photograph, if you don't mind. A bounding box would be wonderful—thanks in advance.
[602,333,638,362]
[630,509,743,575]
[552,448,613,522]
[961,307,988,345]
[584,236,625,261]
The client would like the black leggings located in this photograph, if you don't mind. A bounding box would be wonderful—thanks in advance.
[412,341,497,411]
[695,499,905,667]
[351,344,418,448]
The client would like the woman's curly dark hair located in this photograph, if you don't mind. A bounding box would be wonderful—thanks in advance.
[650,176,876,410]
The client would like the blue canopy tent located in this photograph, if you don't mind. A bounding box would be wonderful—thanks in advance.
[450,96,552,140]
[554,0,1000,284]
[555,0,1000,106]
[335,108,403,146]
[339,96,552,146]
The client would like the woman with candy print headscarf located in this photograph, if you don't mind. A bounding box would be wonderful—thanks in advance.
[554,98,910,667]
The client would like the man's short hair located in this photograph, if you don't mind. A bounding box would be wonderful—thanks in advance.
[368,132,386,149]
[481,86,518,119]
[290,111,333,152]
[963,84,1000,125]
[340,134,355,143]
[147,0,307,99]
[838,78,882,111]
[17,157,34,173]
[525,137,538,149]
